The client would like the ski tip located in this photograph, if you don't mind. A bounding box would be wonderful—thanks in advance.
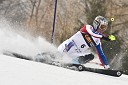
[116,71,123,77]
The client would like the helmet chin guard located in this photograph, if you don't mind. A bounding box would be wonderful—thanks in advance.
[93,16,108,31]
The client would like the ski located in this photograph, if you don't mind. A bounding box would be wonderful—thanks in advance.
[3,51,123,77]
[84,66,123,77]
[69,64,123,77]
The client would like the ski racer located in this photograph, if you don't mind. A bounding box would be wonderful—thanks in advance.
[57,16,116,69]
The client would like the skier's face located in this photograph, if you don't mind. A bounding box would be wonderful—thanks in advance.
[97,25,107,33]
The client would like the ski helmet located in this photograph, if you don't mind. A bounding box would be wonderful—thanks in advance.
[93,16,108,31]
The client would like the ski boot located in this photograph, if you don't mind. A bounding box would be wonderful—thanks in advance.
[78,54,94,64]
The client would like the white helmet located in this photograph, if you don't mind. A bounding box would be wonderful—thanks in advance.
[93,16,108,31]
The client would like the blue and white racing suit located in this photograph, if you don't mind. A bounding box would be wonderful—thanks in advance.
[58,25,109,68]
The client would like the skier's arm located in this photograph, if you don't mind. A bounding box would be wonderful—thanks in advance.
[86,25,103,38]
[101,36,111,41]
[95,43,110,69]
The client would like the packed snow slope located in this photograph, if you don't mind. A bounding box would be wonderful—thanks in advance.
[0,21,128,85]
[0,54,128,85]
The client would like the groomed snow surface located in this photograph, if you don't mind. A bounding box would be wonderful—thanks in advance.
[0,54,128,85]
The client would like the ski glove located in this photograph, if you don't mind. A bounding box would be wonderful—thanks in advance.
[109,35,116,41]
[102,35,116,41]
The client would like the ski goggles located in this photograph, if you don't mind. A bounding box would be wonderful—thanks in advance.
[99,25,107,31]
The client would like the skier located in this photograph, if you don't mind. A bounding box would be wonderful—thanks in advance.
[57,16,116,69]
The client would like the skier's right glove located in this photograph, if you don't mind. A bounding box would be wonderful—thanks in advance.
[104,65,110,69]
[102,35,116,41]
[108,35,116,41]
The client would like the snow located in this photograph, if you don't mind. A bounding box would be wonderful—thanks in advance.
[0,20,128,85]
[0,54,128,85]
